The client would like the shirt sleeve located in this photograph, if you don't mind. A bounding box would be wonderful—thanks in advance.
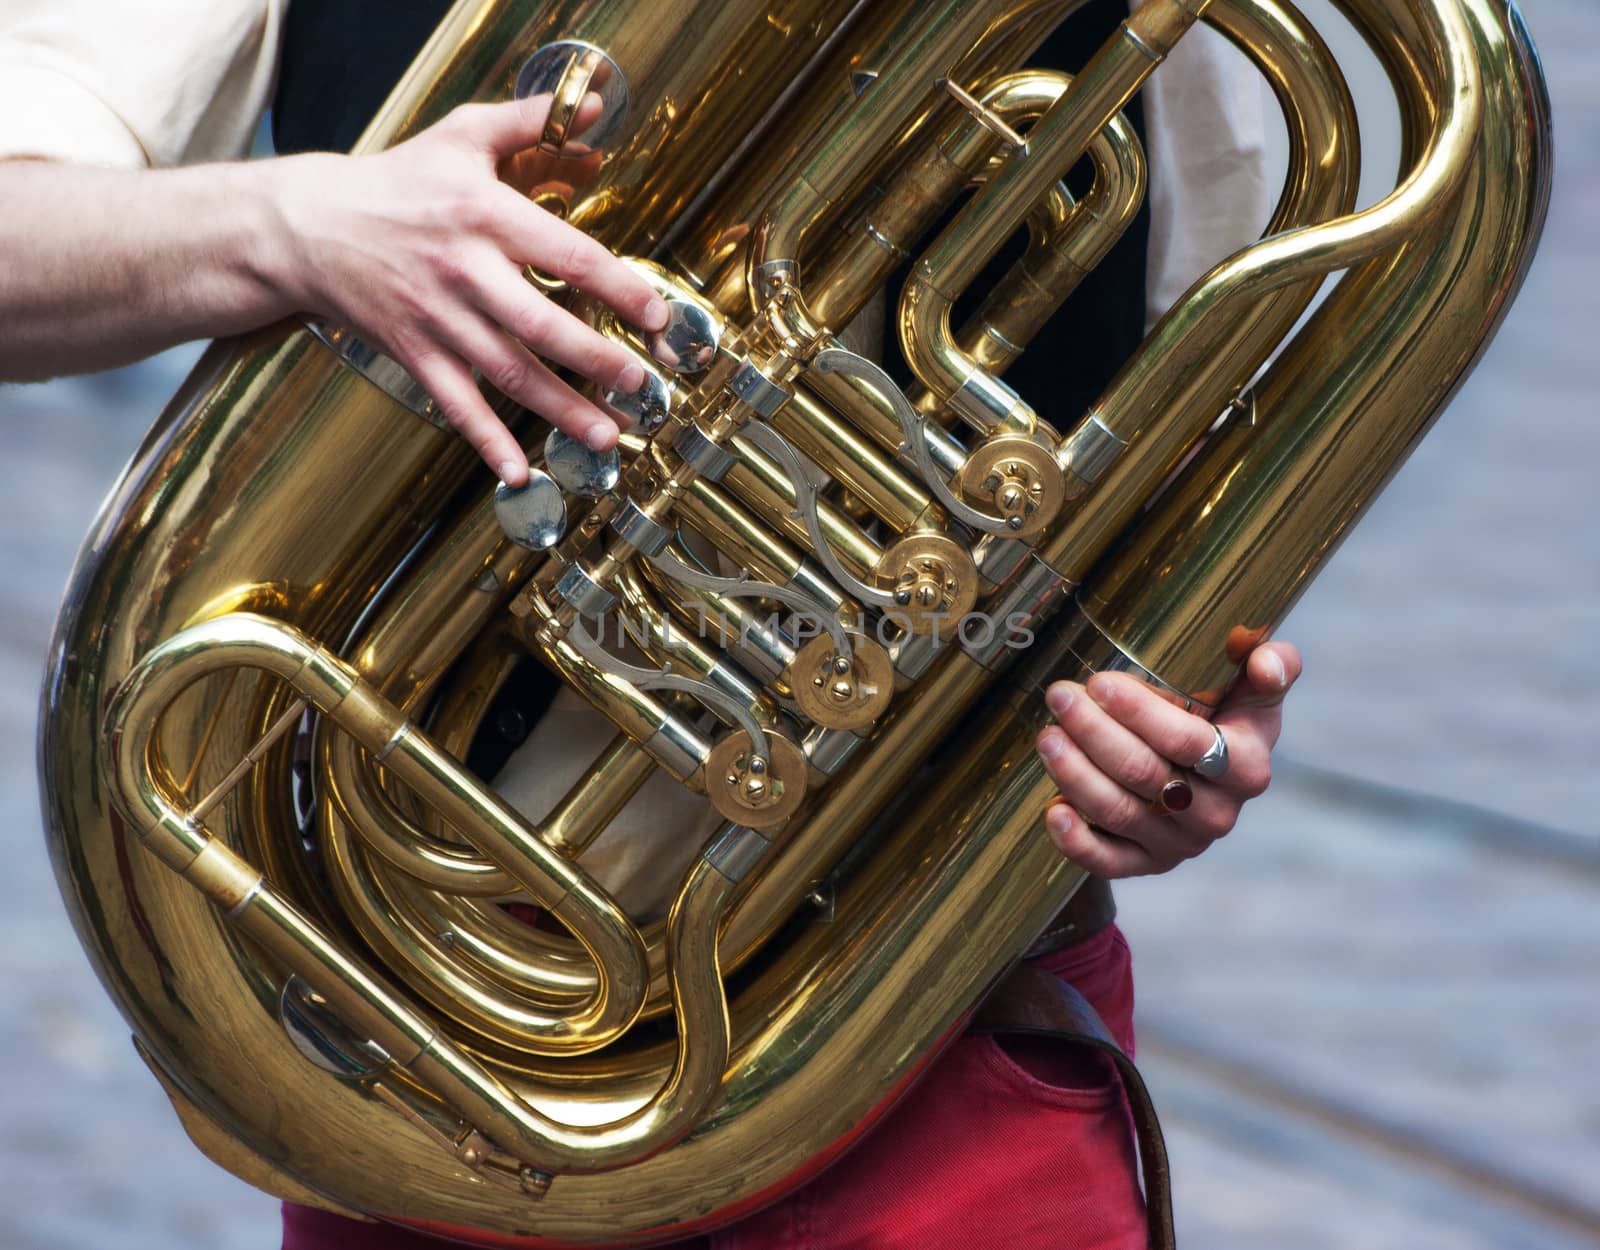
[1135,18,1274,329]
[0,0,287,169]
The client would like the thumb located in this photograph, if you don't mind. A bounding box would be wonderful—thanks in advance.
[1230,641,1302,710]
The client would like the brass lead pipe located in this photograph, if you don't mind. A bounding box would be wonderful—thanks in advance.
[1060,0,1478,461]
[899,0,1211,435]
[751,0,1009,302]
[1040,0,1362,573]
[1077,0,1548,705]
[960,105,1146,379]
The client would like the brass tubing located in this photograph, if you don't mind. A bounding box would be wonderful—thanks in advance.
[327,743,515,896]
[399,856,734,1173]
[640,557,799,685]
[354,731,658,1015]
[722,445,883,577]
[418,630,662,857]
[612,565,780,727]
[766,390,933,532]
[102,615,651,1047]
[1077,0,1548,704]
[750,0,1012,305]
[107,615,739,1168]
[1039,0,1363,572]
[543,734,659,859]
[1064,0,1479,454]
[236,827,735,1173]
[320,500,535,894]
[961,107,1146,378]
[806,66,1075,331]
[321,824,623,1048]
[530,624,714,786]
[899,0,1212,434]
[678,477,832,605]
[685,0,1087,314]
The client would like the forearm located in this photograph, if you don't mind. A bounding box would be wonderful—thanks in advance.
[0,98,670,483]
[0,159,294,378]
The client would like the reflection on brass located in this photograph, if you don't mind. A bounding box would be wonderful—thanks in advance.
[786,633,894,731]
[955,434,1066,537]
[872,531,979,632]
[40,0,1550,1243]
[705,731,808,828]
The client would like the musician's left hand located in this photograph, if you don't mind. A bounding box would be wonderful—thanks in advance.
[1035,641,1301,877]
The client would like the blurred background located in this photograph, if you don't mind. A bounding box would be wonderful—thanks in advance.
[1,1,1594,1247]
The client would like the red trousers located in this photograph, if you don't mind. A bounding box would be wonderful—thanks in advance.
[283,924,1145,1250]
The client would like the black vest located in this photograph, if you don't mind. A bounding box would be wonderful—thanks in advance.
[272,0,1149,434]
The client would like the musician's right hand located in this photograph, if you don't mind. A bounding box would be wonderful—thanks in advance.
[260,95,669,484]
[0,96,667,487]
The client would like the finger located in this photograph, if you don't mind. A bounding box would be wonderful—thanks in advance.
[1073,673,1226,775]
[1208,642,1304,770]
[487,187,669,332]
[449,96,563,159]
[1036,726,1204,863]
[469,256,646,394]
[1165,780,1243,845]
[430,307,620,454]
[1045,802,1159,879]
[400,348,529,485]
[1224,641,1302,710]
[1044,680,1182,803]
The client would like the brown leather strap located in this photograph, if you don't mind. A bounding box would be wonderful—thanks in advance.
[973,960,1175,1250]
[1024,876,1118,958]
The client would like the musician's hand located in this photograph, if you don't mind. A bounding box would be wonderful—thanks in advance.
[261,94,668,485]
[1034,642,1301,877]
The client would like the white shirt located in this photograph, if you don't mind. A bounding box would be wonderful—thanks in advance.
[0,1,1271,914]
[0,0,1270,315]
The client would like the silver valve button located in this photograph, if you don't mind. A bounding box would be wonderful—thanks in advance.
[515,41,630,154]
[494,468,567,549]
[648,300,720,374]
[604,362,672,432]
[544,427,620,498]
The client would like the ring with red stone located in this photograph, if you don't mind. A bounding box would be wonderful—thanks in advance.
[1150,777,1193,816]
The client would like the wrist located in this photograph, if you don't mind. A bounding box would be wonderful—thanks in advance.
[234,153,334,315]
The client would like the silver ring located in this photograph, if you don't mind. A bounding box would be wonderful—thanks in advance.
[1192,724,1229,779]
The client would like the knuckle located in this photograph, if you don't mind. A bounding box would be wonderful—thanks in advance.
[511,301,552,347]
[578,337,619,380]
[555,235,599,282]
[1121,748,1166,795]
[437,400,478,436]
[449,190,495,233]
[487,357,536,400]
[1103,792,1142,833]
[1237,756,1272,798]
[427,243,473,287]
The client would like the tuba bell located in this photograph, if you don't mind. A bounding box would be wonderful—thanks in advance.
[39,0,1550,1243]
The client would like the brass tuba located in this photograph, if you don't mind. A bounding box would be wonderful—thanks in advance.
[40,0,1550,1243]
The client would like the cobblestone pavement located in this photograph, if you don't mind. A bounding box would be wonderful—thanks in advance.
[1,2,1595,1247]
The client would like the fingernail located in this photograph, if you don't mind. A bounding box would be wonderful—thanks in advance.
[497,458,525,486]
[1045,683,1076,718]
[615,361,645,392]
[1261,649,1287,688]
[1045,802,1073,836]
[1085,673,1115,707]
[644,298,670,332]
[1038,727,1066,759]
[584,422,616,452]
